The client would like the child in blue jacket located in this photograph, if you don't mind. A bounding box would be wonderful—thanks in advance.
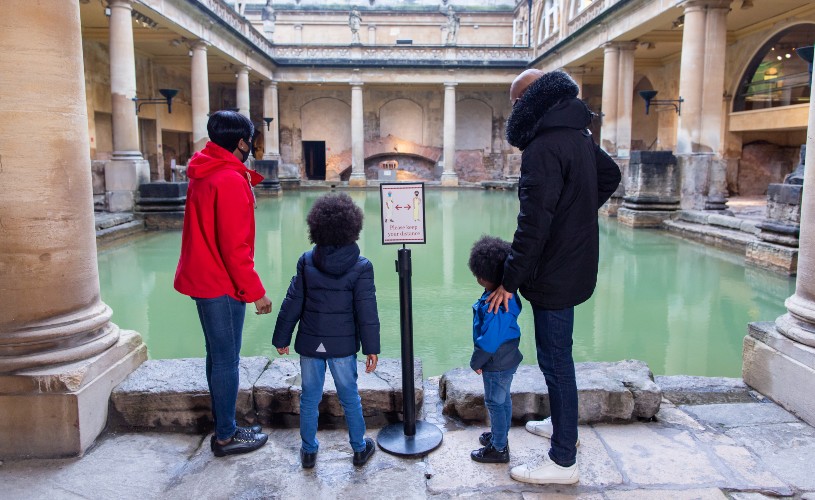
[273,193,380,469]
[468,235,523,464]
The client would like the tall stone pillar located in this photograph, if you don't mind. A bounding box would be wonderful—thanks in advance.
[676,0,732,211]
[349,83,367,186]
[441,82,459,186]
[615,42,637,159]
[236,66,251,118]
[262,80,281,161]
[743,66,815,426]
[191,40,210,153]
[0,0,146,458]
[107,0,149,211]
[600,43,620,156]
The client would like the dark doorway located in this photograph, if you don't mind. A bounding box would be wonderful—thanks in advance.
[302,141,326,180]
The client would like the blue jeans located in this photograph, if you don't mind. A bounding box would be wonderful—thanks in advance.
[193,295,245,442]
[532,306,578,467]
[482,367,516,451]
[299,355,367,453]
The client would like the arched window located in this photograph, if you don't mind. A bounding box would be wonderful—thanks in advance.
[538,0,560,44]
[733,24,814,112]
[571,0,594,19]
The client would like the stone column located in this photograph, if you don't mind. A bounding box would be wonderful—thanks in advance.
[615,42,637,159]
[441,82,459,186]
[600,43,620,156]
[743,65,815,426]
[262,80,280,161]
[107,0,149,211]
[565,66,585,98]
[349,83,367,186]
[0,0,146,458]
[676,0,732,211]
[191,41,210,153]
[236,66,251,118]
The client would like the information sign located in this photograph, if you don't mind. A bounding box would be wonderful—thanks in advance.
[380,182,426,245]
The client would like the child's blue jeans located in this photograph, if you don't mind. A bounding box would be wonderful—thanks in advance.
[482,366,516,451]
[299,355,367,453]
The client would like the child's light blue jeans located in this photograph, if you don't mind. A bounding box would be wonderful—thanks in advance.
[299,355,367,453]
[482,366,516,451]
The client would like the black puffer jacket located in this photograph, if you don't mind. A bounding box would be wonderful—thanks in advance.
[503,70,621,309]
[272,243,380,358]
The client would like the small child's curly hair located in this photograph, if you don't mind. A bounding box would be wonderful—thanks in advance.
[307,192,364,246]
[468,235,512,284]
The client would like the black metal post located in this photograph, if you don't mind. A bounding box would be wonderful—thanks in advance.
[376,245,442,456]
[397,247,416,436]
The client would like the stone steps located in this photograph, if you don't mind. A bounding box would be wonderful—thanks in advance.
[663,218,757,252]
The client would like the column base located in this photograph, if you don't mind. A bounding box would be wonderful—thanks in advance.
[0,329,147,458]
[348,173,367,187]
[617,207,675,228]
[745,240,798,276]
[598,196,623,217]
[105,158,150,212]
[440,172,459,187]
[743,322,815,427]
[777,309,815,348]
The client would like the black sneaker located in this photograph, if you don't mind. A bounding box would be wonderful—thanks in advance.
[479,431,492,446]
[300,448,317,469]
[352,437,376,466]
[470,443,510,464]
[210,425,263,451]
[212,427,268,457]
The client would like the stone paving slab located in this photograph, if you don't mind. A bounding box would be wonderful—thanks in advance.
[109,357,269,432]
[655,375,753,405]
[440,360,661,423]
[680,402,799,429]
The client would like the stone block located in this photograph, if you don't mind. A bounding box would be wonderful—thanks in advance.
[104,158,150,191]
[138,181,188,199]
[108,356,269,432]
[743,327,815,427]
[655,375,753,405]
[253,358,423,427]
[106,190,136,213]
[598,196,623,217]
[745,240,798,276]
[677,210,711,225]
[0,330,146,458]
[681,402,799,428]
[624,150,680,208]
[618,208,674,228]
[440,360,661,423]
[707,214,743,230]
[739,219,761,235]
[140,212,185,230]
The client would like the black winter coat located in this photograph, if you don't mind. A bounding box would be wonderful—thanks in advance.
[272,243,380,358]
[503,71,621,309]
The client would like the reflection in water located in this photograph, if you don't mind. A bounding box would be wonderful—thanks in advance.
[97,190,795,377]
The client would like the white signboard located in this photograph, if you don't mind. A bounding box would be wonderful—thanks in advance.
[380,182,426,245]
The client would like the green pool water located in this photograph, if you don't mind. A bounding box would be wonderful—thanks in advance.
[97,190,796,378]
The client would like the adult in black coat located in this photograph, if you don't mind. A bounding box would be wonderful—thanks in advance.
[488,69,621,485]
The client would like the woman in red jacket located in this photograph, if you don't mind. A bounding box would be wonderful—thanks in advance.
[174,110,272,457]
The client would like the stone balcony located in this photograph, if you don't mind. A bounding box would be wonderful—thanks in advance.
[270,44,530,68]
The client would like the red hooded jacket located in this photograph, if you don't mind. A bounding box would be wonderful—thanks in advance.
[174,141,266,303]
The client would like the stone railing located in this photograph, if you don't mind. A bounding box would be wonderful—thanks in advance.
[566,0,624,35]
[271,44,529,66]
[193,0,275,54]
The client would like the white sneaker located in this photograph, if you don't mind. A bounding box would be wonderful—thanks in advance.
[525,417,580,446]
[510,455,579,485]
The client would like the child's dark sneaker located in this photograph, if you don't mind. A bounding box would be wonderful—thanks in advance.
[470,443,510,463]
[300,448,317,469]
[352,437,376,466]
[479,431,492,446]
[212,427,268,457]
[210,425,263,451]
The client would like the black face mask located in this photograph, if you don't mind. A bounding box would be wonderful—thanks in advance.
[238,138,251,163]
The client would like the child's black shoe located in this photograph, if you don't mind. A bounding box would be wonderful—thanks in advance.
[470,442,510,463]
[301,448,318,469]
[479,431,492,446]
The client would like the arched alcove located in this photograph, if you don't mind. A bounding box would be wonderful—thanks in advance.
[456,99,492,152]
[631,76,659,151]
[379,98,423,145]
[733,23,814,112]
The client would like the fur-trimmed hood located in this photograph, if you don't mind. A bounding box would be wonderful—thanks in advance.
[506,70,592,150]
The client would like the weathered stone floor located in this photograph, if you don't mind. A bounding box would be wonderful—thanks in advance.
[2,379,813,499]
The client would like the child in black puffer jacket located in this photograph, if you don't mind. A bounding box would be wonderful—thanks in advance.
[273,193,380,469]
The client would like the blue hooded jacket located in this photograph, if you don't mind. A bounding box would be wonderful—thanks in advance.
[272,243,380,358]
[470,291,523,372]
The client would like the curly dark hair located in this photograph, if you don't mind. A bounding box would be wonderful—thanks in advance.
[468,235,511,284]
[307,192,364,246]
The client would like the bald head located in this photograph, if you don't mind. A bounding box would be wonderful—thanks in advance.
[510,69,545,105]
